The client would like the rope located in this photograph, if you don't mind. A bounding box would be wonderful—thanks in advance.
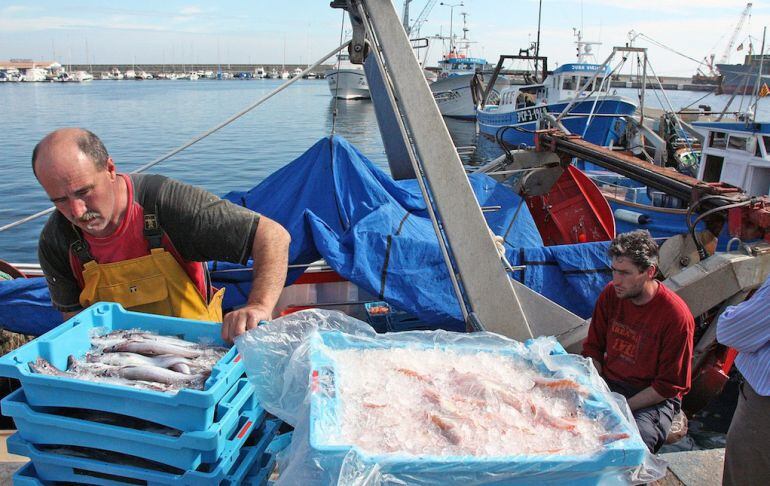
[0,40,352,234]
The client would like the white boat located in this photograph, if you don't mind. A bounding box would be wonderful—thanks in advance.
[134,70,151,80]
[291,68,303,78]
[267,69,280,79]
[427,14,508,119]
[325,52,370,100]
[280,70,290,79]
[124,69,136,80]
[22,68,48,82]
[3,68,22,82]
[189,72,199,81]
[72,71,94,82]
[254,67,267,79]
[306,71,317,79]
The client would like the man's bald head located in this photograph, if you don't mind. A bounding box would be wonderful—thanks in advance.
[32,128,109,178]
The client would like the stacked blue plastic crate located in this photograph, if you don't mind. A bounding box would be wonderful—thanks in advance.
[0,303,279,485]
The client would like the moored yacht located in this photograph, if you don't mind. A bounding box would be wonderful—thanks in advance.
[72,71,93,82]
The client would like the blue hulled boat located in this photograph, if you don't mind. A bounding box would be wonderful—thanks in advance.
[477,62,637,147]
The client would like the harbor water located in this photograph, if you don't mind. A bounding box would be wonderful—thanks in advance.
[1,79,768,264]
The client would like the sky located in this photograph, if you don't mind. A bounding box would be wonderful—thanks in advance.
[1,1,769,76]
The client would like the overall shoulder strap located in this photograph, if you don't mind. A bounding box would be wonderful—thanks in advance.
[68,224,94,265]
[137,174,168,250]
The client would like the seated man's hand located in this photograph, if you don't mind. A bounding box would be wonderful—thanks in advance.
[221,304,271,343]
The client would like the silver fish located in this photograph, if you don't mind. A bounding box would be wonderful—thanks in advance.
[105,365,209,386]
[86,352,200,372]
[104,340,205,359]
[28,358,71,377]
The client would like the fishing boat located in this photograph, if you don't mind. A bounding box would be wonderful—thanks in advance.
[324,52,370,99]
[254,66,267,78]
[477,32,636,148]
[428,13,509,119]
[717,54,770,94]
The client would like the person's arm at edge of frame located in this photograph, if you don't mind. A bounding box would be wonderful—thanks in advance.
[717,278,770,353]
[221,216,291,343]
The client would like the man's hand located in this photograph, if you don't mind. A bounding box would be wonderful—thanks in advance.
[627,386,667,411]
[221,304,272,343]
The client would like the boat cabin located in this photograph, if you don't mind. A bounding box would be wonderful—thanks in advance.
[543,63,611,104]
[437,55,488,79]
[496,63,611,109]
[695,121,770,197]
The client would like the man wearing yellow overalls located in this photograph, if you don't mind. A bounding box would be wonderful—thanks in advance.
[33,128,290,342]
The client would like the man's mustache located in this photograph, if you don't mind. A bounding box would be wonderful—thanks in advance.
[78,211,100,222]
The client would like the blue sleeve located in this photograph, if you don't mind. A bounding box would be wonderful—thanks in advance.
[717,276,770,353]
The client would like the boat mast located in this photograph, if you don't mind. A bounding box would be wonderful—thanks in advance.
[402,0,412,36]
[535,0,542,81]
[750,26,767,124]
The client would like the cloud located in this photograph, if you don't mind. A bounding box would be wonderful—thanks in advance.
[1,5,40,15]
[179,6,203,17]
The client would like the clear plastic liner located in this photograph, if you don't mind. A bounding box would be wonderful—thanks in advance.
[236,309,667,485]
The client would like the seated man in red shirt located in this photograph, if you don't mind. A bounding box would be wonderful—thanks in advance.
[582,230,694,453]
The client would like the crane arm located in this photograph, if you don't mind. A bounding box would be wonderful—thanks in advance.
[719,2,753,64]
[409,0,438,36]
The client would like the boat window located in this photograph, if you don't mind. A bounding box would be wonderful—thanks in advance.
[709,132,727,149]
[727,135,748,151]
[702,154,724,182]
[562,76,577,90]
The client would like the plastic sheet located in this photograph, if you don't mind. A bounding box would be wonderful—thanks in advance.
[236,309,667,485]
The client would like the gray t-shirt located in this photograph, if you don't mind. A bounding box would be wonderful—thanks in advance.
[38,173,260,312]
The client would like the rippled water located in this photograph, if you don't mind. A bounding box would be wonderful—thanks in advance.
[1,79,768,263]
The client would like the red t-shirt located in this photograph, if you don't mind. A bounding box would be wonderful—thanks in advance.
[582,282,694,398]
[68,174,208,299]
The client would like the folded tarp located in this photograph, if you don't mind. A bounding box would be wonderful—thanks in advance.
[217,135,611,329]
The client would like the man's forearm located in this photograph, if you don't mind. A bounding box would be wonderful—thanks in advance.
[246,217,290,313]
[627,386,667,411]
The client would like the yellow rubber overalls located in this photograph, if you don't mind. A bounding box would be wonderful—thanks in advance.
[72,211,224,322]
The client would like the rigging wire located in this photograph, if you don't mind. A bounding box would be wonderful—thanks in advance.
[0,40,352,234]
[331,10,347,136]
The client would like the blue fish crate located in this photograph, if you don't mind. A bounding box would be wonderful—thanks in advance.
[0,302,245,432]
[10,462,43,486]
[2,378,262,471]
[222,419,282,486]
[8,416,279,486]
[307,331,648,484]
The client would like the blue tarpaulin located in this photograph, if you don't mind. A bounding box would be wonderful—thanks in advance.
[0,136,612,335]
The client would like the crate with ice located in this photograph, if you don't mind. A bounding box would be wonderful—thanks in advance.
[307,330,648,484]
